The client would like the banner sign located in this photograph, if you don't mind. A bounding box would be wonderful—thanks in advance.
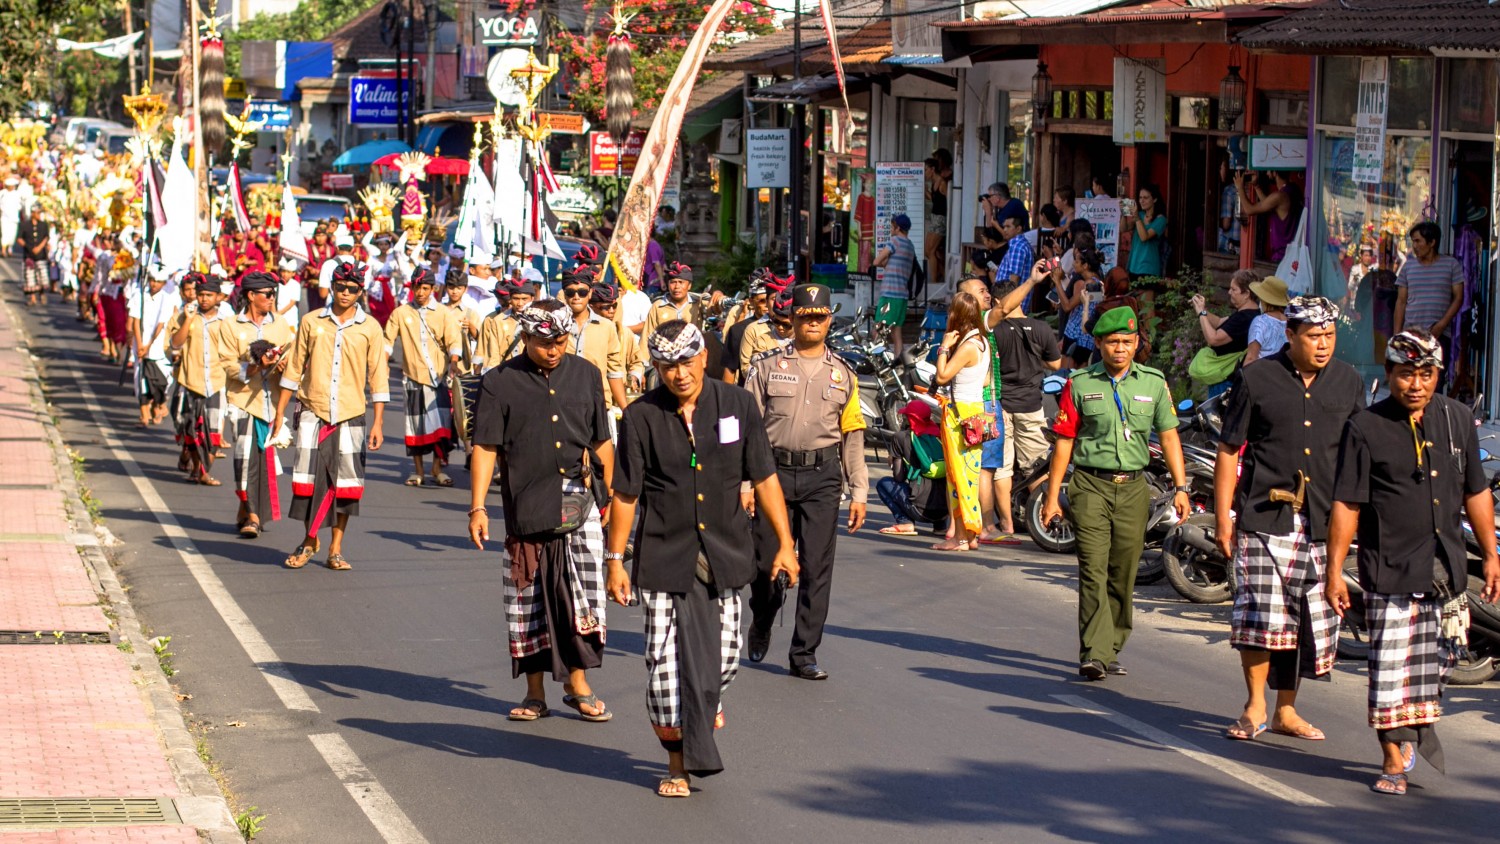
[348,76,410,126]
[745,128,792,188]
[873,162,925,285]
[476,11,541,46]
[1248,135,1308,171]
[1352,57,1389,185]
[588,131,645,176]
[246,100,292,131]
[1075,198,1122,272]
[321,173,355,190]
[537,111,590,135]
[1112,57,1165,145]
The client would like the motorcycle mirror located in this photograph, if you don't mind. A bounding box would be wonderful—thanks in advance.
[1178,399,1195,413]
[1482,448,1492,463]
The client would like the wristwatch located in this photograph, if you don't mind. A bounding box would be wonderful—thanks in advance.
[1174,485,1191,494]
[1197,311,1209,318]
[604,551,625,561]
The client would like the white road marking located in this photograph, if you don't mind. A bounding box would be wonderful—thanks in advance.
[310,733,430,844]
[1052,694,1331,807]
[68,361,319,712]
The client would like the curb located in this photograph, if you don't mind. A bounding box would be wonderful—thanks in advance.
[3,294,243,844]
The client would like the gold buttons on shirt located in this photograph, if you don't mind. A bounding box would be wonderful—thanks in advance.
[555,441,561,448]
[697,493,704,501]
[1304,448,1311,456]
[1433,499,1440,506]
[559,467,566,475]
[696,464,702,471]
[549,389,556,395]
[551,415,558,422]
[1304,392,1311,399]
[1303,420,1311,427]
[698,523,706,530]
[1431,470,1439,477]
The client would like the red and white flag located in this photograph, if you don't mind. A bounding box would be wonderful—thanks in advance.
[227,161,252,234]
[278,183,309,262]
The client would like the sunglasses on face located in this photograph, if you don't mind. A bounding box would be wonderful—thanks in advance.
[331,283,361,293]
[594,302,617,310]
[563,286,591,298]
[247,289,275,297]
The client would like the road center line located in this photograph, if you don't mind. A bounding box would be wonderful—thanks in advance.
[67,359,319,712]
[310,733,431,844]
[1052,694,1331,807]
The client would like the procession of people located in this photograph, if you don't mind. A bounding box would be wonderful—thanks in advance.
[2,129,1498,806]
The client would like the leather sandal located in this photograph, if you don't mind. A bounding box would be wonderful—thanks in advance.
[325,553,352,571]
[507,698,550,722]
[284,539,319,569]
[657,776,690,798]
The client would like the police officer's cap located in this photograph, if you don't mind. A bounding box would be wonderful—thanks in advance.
[791,283,835,316]
[1091,306,1138,338]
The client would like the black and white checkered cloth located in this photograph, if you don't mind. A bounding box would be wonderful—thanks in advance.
[504,479,606,659]
[289,412,367,501]
[1367,592,1453,730]
[1229,512,1339,677]
[21,259,47,293]
[641,586,742,740]
[401,378,454,457]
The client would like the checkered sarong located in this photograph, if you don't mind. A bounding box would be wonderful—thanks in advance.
[503,479,606,659]
[232,413,282,521]
[21,259,46,293]
[1367,592,1453,730]
[642,585,742,741]
[288,413,368,536]
[402,378,453,457]
[1230,512,1339,677]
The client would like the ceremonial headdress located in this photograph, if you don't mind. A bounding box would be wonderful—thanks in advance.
[1284,295,1340,328]
[647,322,706,363]
[1386,330,1444,370]
[515,304,574,339]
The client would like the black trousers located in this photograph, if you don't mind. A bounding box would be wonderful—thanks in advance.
[749,458,842,669]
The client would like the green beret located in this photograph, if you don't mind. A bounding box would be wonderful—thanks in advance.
[1091,306,1138,338]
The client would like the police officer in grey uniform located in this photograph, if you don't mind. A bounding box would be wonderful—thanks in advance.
[743,283,868,679]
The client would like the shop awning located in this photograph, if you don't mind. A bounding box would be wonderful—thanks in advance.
[747,74,873,105]
[415,124,475,159]
[684,74,744,142]
[331,139,411,169]
[1235,0,1500,55]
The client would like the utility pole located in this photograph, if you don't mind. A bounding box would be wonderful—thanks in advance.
[188,0,209,268]
[790,0,804,281]
[124,2,138,93]
[406,0,417,145]
[424,0,437,113]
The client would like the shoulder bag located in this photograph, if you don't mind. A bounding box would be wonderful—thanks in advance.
[555,448,596,534]
[954,334,1001,447]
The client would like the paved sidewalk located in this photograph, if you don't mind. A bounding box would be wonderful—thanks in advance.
[0,297,237,842]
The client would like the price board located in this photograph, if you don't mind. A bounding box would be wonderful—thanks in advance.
[873,162,925,286]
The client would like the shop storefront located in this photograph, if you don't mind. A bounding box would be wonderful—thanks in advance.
[1240,0,1500,407]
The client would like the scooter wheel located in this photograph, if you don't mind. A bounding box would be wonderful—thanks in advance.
[1025,483,1075,554]
[1162,515,1232,604]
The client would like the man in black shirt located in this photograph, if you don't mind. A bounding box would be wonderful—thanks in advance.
[18,206,50,307]
[607,320,796,798]
[1214,297,1363,742]
[1328,329,1500,795]
[989,278,1062,535]
[720,274,770,385]
[468,299,617,724]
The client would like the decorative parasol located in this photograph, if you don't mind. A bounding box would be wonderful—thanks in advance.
[371,153,468,176]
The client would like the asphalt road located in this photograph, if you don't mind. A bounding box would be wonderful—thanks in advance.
[10,270,1500,843]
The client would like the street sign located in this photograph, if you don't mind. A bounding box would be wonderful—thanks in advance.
[322,173,355,191]
[537,111,589,135]
[1113,57,1165,145]
[348,76,410,126]
[745,128,791,188]
[589,131,645,176]
[246,100,293,132]
[476,10,541,46]
[1248,135,1308,171]
[873,162,925,287]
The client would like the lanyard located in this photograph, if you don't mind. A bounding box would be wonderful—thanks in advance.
[1108,373,1131,441]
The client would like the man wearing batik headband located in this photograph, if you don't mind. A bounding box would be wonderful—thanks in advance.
[742,284,868,679]
[384,268,463,486]
[560,269,628,414]
[738,282,795,377]
[1214,295,1364,742]
[469,299,616,725]
[1328,328,1500,795]
[720,271,772,385]
[606,319,796,796]
[642,261,703,344]
[168,275,231,485]
[272,260,391,572]
[220,272,297,539]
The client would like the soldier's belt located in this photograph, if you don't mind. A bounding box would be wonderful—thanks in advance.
[1077,466,1141,484]
[774,445,840,468]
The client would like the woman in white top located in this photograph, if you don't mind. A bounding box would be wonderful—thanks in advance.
[931,290,992,551]
[1244,275,1290,364]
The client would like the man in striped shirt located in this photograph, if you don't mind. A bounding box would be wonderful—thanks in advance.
[873,213,916,357]
[1393,221,1464,347]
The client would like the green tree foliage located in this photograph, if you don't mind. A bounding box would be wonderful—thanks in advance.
[0,0,119,118]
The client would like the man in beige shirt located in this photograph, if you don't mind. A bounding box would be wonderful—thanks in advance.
[641,262,703,349]
[273,261,391,572]
[559,270,628,413]
[476,277,531,374]
[738,286,795,376]
[589,281,645,395]
[219,272,296,538]
[168,275,231,485]
[384,268,463,487]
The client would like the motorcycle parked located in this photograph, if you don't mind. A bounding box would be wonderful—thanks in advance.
[1160,437,1229,603]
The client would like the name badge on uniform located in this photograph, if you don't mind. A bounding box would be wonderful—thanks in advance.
[1132,395,1153,403]
[1083,393,1105,402]
[768,372,797,384]
[719,416,740,444]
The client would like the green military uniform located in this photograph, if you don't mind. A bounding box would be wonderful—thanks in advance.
[1050,307,1177,670]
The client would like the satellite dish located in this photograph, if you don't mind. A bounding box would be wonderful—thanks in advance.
[486,49,530,107]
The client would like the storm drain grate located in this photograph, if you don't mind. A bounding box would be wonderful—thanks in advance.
[0,797,180,827]
[0,630,111,645]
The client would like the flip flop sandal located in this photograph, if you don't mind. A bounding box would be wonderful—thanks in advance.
[325,553,352,571]
[979,535,1024,546]
[1402,741,1417,773]
[1225,718,1268,741]
[562,693,613,722]
[284,539,319,569]
[507,698,550,722]
[197,474,221,486]
[1270,722,1325,741]
[432,472,454,487]
[657,776,691,798]
[239,520,261,539]
[878,525,918,536]
[1371,773,1407,796]
[404,474,423,487]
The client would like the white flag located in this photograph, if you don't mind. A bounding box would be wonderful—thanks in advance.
[454,151,494,257]
[491,137,525,256]
[279,183,309,262]
[156,134,197,274]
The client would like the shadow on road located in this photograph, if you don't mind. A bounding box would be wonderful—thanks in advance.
[280,661,496,710]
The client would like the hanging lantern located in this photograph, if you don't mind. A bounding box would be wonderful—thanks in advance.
[1219,65,1247,130]
[605,4,635,150]
[1031,62,1052,127]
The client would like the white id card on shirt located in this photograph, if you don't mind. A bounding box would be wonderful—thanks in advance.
[719,416,741,444]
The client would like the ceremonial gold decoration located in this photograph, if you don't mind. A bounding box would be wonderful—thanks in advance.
[122,91,169,139]
[359,183,400,234]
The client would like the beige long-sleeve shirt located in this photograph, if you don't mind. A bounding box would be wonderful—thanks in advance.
[476,310,521,374]
[220,311,297,421]
[566,311,626,408]
[279,306,391,425]
[169,306,229,398]
[384,301,462,387]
